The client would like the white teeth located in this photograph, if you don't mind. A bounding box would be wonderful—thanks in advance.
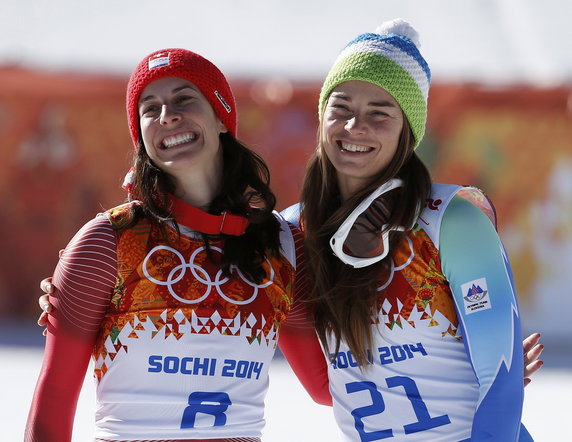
[341,142,371,152]
[163,133,196,148]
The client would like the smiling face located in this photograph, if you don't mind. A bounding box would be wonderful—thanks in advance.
[321,80,404,198]
[138,76,227,189]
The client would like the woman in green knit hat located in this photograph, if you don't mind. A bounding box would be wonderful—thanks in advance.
[280,18,535,441]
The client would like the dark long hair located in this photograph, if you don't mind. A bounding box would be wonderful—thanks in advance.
[301,117,432,366]
[119,132,281,284]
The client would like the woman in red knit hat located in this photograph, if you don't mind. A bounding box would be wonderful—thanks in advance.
[25,48,324,442]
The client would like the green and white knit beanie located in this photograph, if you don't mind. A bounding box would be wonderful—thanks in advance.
[319,19,431,147]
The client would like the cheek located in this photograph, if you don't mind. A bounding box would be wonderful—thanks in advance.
[390,118,404,141]
[321,119,338,143]
[139,122,155,148]
[138,125,155,157]
[391,126,402,144]
[380,139,400,165]
[375,121,402,149]
[321,145,334,163]
[139,121,150,140]
[319,126,335,156]
[142,143,156,162]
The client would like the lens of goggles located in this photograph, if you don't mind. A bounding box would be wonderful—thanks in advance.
[330,178,405,268]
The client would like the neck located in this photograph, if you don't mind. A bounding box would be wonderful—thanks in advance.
[173,179,219,211]
[170,167,222,211]
[337,173,367,201]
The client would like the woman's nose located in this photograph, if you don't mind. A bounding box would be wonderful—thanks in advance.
[159,104,181,125]
[345,115,366,134]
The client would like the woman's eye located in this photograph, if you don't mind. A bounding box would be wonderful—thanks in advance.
[175,95,194,105]
[332,104,351,112]
[140,105,159,116]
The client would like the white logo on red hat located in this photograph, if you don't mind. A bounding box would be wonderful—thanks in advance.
[148,52,170,70]
[214,91,232,113]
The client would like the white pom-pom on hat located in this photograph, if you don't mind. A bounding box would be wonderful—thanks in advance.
[375,18,420,47]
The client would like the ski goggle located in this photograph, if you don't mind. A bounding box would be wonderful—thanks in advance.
[329,178,405,268]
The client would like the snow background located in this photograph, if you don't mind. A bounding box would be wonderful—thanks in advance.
[2,0,571,85]
[2,333,571,441]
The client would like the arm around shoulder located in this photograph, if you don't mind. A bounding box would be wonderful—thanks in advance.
[278,319,332,406]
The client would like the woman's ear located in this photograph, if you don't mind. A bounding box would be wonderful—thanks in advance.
[218,119,228,134]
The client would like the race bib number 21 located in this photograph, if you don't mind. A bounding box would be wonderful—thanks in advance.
[347,376,450,441]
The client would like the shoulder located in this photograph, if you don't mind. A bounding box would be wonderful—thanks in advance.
[417,183,461,247]
[105,200,144,229]
[455,186,497,228]
[443,193,493,226]
[279,203,303,229]
[273,210,303,269]
[61,212,118,267]
[442,186,497,230]
[72,211,115,240]
[440,194,498,245]
[419,184,497,248]
[439,189,499,249]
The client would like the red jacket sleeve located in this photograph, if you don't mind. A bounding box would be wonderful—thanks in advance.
[278,223,332,406]
[278,321,332,406]
[25,215,117,442]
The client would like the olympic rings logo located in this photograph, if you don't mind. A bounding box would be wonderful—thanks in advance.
[142,245,274,305]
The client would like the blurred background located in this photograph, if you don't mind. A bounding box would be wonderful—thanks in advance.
[1,0,571,440]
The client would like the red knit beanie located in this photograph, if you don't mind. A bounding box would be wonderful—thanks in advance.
[126,48,237,149]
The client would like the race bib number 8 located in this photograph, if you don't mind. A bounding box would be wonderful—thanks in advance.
[181,391,232,429]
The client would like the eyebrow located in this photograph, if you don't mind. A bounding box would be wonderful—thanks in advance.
[139,85,196,104]
[330,93,397,108]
